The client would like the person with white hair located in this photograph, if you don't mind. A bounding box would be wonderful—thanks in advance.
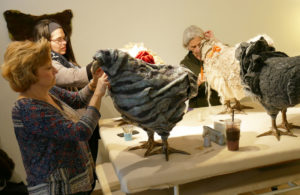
[180,25,221,108]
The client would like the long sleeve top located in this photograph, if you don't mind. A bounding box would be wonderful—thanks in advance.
[51,51,92,89]
[12,85,100,195]
[52,60,89,88]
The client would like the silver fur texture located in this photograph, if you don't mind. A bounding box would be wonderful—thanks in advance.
[236,37,300,140]
[92,49,198,159]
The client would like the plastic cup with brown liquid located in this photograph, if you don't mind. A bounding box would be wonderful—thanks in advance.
[225,119,241,151]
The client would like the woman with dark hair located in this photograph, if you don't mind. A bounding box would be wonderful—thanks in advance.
[33,19,93,90]
[33,19,100,167]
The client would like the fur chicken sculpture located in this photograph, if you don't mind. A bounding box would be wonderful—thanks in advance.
[92,49,198,160]
[201,33,273,113]
[235,37,300,140]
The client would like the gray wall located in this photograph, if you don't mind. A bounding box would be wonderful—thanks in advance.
[1,0,300,183]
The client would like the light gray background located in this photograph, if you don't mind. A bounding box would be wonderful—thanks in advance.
[1,0,299,183]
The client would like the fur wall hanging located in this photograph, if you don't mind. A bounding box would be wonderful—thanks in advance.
[3,9,73,41]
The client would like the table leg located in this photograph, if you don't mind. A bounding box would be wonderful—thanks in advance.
[174,185,179,195]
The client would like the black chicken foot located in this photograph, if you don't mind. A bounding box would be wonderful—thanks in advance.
[113,117,130,126]
[231,98,253,113]
[257,129,285,141]
[257,129,296,141]
[128,132,162,156]
[148,138,190,161]
[149,147,190,161]
[117,120,129,126]
[257,118,296,141]
[277,108,299,136]
[278,122,300,131]
[218,100,232,114]
[280,108,300,130]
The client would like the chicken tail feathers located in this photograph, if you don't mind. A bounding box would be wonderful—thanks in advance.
[287,69,300,105]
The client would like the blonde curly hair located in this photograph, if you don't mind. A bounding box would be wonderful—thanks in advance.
[1,38,51,92]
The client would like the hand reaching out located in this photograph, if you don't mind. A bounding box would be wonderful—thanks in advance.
[95,73,109,97]
[197,73,205,86]
[204,30,214,40]
[91,67,105,85]
[87,67,110,110]
[89,67,109,97]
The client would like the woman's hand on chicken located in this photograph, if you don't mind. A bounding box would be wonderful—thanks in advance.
[88,68,109,110]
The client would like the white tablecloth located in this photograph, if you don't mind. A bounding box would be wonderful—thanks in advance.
[99,100,300,193]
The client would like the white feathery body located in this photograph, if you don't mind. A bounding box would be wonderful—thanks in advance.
[201,34,274,104]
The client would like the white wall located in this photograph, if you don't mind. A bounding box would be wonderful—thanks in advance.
[1,0,300,183]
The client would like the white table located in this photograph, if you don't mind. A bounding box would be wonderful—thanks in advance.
[98,100,300,194]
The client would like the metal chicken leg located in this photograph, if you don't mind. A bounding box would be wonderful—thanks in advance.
[257,113,297,141]
[278,108,300,135]
[148,135,190,161]
[129,131,162,157]
[231,98,253,112]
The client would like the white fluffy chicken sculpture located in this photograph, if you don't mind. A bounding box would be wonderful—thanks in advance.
[120,42,165,65]
[201,32,274,113]
[92,46,198,161]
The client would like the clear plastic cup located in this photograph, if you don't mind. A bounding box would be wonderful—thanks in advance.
[122,125,133,141]
[225,119,241,151]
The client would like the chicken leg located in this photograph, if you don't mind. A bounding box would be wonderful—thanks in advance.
[277,108,300,134]
[149,135,190,161]
[218,100,232,114]
[257,118,286,141]
[219,99,253,114]
[257,114,297,141]
[231,98,253,113]
[129,131,162,157]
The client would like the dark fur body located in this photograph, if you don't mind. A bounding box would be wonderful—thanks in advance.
[236,37,300,119]
[93,49,198,138]
[3,9,73,41]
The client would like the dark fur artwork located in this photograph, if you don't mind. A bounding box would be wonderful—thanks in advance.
[92,49,198,161]
[3,9,73,41]
[236,37,300,140]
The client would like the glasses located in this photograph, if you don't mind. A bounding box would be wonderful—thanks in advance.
[51,37,68,44]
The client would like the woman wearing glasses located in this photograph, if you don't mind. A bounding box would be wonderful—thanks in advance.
[33,19,93,91]
[32,19,100,193]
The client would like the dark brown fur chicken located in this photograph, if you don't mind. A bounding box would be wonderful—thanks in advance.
[236,37,300,140]
[92,49,198,160]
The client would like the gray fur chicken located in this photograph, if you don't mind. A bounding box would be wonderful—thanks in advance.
[235,37,300,140]
[92,49,198,160]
